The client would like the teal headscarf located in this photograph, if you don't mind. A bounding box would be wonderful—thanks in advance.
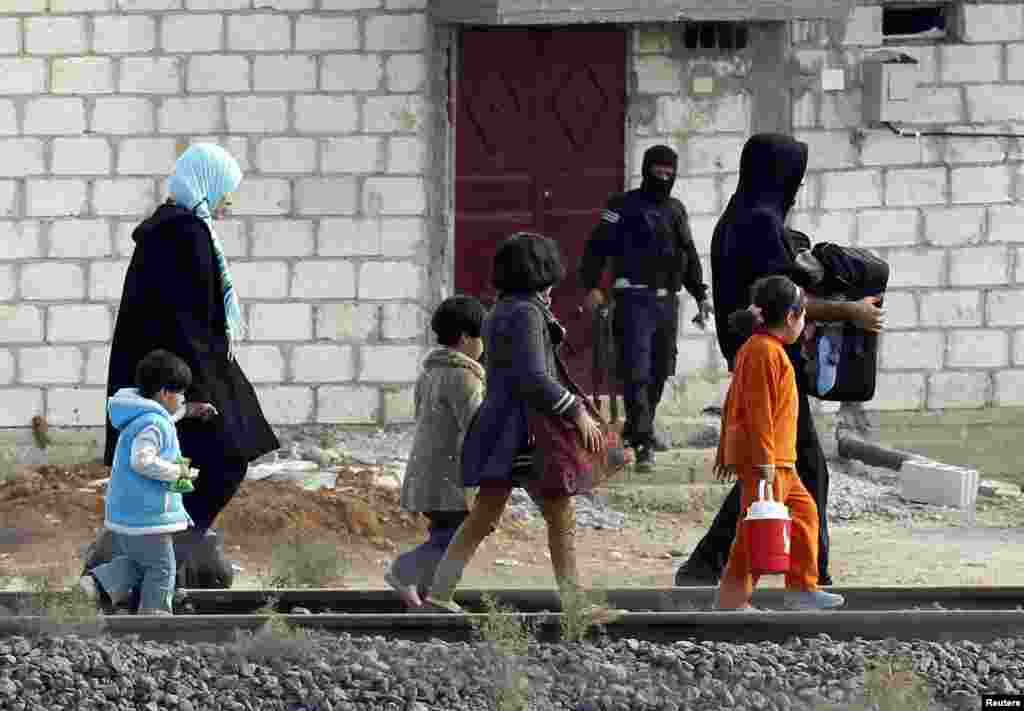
[167,144,244,359]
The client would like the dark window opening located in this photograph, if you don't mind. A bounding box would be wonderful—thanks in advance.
[683,22,749,51]
[883,5,948,41]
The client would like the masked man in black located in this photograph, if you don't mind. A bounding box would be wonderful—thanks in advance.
[579,145,713,472]
[673,133,885,588]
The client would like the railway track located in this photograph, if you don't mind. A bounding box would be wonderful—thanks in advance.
[2,586,1022,645]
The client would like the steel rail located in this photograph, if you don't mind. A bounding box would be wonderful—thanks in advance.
[2,609,1024,645]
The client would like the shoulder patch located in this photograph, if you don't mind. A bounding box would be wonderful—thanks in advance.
[601,209,621,224]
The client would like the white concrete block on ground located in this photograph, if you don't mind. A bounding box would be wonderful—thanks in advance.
[899,457,979,525]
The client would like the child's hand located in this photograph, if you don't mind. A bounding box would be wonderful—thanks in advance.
[186,402,218,420]
[187,467,200,480]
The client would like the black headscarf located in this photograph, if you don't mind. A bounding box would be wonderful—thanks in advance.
[640,144,678,201]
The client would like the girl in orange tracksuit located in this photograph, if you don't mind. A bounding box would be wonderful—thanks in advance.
[714,275,845,612]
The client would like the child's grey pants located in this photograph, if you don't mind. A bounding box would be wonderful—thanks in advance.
[90,532,175,614]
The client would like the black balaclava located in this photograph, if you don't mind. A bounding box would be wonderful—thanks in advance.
[640,145,678,201]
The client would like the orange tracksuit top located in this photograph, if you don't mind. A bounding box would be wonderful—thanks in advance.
[718,333,798,472]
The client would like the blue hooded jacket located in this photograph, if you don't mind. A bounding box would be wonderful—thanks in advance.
[106,388,192,535]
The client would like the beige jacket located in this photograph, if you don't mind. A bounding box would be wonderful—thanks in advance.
[399,347,485,512]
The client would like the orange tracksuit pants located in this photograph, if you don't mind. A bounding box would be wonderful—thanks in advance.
[718,466,820,610]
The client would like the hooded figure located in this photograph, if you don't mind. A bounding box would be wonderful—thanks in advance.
[102,144,280,582]
[676,133,833,588]
[579,144,711,470]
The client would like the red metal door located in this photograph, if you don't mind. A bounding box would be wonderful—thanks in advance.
[454,26,627,391]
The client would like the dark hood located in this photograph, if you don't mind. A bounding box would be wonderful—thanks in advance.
[131,201,199,244]
[733,134,808,217]
[640,144,678,201]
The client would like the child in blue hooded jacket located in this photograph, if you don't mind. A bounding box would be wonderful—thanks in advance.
[81,350,210,614]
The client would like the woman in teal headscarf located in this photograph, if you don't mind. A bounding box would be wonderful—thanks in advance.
[101,144,280,587]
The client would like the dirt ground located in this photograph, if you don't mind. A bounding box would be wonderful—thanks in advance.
[1,460,1022,591]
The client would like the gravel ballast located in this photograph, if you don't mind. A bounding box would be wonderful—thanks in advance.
[1,629,1019,711]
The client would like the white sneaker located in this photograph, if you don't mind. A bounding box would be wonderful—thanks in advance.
[783,591,845,611]
[78,575,98,600]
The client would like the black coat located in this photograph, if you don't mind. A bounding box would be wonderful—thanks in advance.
[104,203,280,468]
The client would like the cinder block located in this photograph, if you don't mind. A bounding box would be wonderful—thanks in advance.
[0,182,16,218]
[295,17,360,51]
[254,0,314,9]
[26,17,85,55]
[994,369,1024,406]
[323,137,382,174]
[883,291,917,329]
[362,177,425,216]
[120,57,181,94]
[0,222,39,260]
[85,345,110,385]
[315,303,378,341]
[865,371,925,411]
[0,139,45,177]
[919,290,981,328]
[0,266,13,301]
[254,55,316,92]
[26,179,87,217]
[51,0,113,8]
[117,0,181,9]
[252,219,314,257]
[317,385,379,424]
[162,13,223,52]
[24,98,85,135]
[226,97,287,134]
[856,209,919,248]
[672,177,717,215]
[93,98,155,135]
[927,371,990,409]
[792,91,817,130]
[158,97,221,133]
[0,100,16,135]
[386,53,426,92]
[987,289,1024,327]
[188,56,249,93]
[52,57,114,95]
[292,344,354,382]
[0,388,43,427]
[656,93,750,134]
[256,138,317,175]
[296,178,358,216]
[381,302,425,340]
[951,166,1010,204]
[683,136,744,175]
[911,87,964,124]
[93,179,155,217]
[881,330,943,370]
[820,170,882,209]
[387,0,426,8]
[296,95,359,134]
[634,55,683,94]
[117,138,176,175]
[235,178,291,216]
[0,305,43,343]
[365,13,427,51]
[234,345,285,384]
[359,344,421,382]
[291,261,356,299]
[841,5,882,46]
[988,205,1024,243]
[922,207,985,247]
[88,260,129,302]
[322,54,383,92]
[1008,44,1024,81]
[946,129,1007,163]
[21,263,84,301]
[0,19,19,54]
[47,305,112,343]
[46,387,105,427]
[228,14,291,52]
[819,90,861,130]
[941,44,1001,83]
[211,219,246,256]
[49,219,111,258]
[231,261,289,299]
[362,96,425,134]
[0,349,13,384]
[254,386,314,425]
[0,59,46,95]
[962,4,1024,43]
[52,138,111,176]
[950,246,1008,286]
[19,346,82,384]
[885,248,945,288]
[94,16,156,53]
[382,385,415,424]
[318,218,381,256]
[859,133,940,166]
[966,85,1024,123]
[249,303,312,342]
[899,458,978,518]
[885,168,947,207]
[358,262,421,299]
[947,329,1008,369]
[186,0,248,8]
[685,214,715,256]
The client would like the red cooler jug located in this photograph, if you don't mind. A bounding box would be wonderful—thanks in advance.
[745,480,792,575]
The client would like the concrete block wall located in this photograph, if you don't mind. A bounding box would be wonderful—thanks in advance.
[0,0,434,430]
[632,2,1024,413]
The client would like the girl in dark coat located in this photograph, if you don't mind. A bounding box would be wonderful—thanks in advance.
[422,233,606,613]
[104,144,280,562]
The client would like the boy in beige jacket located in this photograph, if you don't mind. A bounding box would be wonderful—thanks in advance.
[385,295,486,608]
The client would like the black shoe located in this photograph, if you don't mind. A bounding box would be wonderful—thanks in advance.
[674,563,720,587]
[635,443,655,472]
